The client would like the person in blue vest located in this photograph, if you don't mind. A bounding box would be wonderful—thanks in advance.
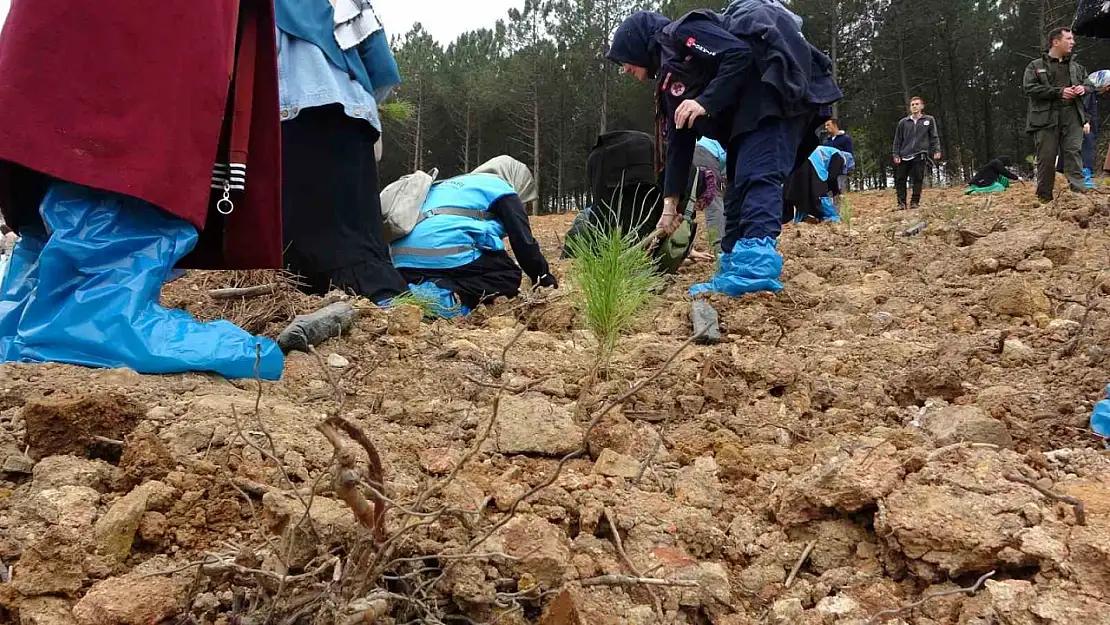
[391,157,557,314]
[607,2,841,297]
[785,145,853,222]
[691,136,727,259]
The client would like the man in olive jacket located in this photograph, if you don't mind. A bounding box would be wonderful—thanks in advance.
[1024,27,1094,202]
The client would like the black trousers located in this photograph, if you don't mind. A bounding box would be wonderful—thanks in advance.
[281,105,407,303]
[894,158,926,206]
[401,252,524,310]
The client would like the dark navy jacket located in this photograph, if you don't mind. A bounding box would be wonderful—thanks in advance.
[653,10,841,196]
[824,132,854,154]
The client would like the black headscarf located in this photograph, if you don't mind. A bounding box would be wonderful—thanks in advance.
[606,11,671,76]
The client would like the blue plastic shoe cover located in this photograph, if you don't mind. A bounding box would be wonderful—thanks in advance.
[5,182,284,380]
[689,237,784,297]
[820,196,841,222]
[0,228,47,360]
[1091,384,1110,438]
[405,282,471,319]
[1084,168,1096,189]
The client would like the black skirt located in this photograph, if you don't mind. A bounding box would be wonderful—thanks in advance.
[281,104,407,302]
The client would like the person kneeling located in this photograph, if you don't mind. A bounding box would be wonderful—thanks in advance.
[965,156,1020,195]
[390,156,557,316]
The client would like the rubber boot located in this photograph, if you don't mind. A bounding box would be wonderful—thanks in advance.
[1084,168,1096,189]
[0,227,47,361]
[689,237,784,297]
[12,182,284,379]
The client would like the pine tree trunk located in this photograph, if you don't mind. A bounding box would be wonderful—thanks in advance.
[463,99,472,172]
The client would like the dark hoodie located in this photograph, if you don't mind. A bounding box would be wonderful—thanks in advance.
[607,9,841,197]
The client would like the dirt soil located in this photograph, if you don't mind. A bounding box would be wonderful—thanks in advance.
[3,184,1110,625]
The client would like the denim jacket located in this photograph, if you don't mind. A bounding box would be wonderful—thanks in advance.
[277,30,386,131]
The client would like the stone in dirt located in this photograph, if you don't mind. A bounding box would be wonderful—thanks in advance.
[494,393,583,456]
[675,457,724,512]
[30,486,100,528]
[592,448,641,479]
[327,353,350,368]
[539,587,647,625]
[116,422,174,490]
[1001,338,1036,367]
[387,304,423,336]
[72,572,187,625]
[94,481,169,563]
[960,580,1110,625]
[775,441,905,526]
[31,456,113,493]
[881,453,1043,575]
[419,447,462,475]
[12,527,89,597]
[18,596,77,625]
[920,405,1013,448]
[262,491,358,569]
[488,514,571,587]
[985,276,1050,317]
[22,393,145,460]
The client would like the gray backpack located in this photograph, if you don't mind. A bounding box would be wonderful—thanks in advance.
[380,168,439,241]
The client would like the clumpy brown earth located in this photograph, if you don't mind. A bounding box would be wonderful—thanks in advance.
[2,184,1110,624]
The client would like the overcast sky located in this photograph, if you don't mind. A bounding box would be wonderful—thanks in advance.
[377,0,526,43]
[0,1,522,45]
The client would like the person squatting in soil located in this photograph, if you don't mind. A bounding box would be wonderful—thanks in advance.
[276,0,410,305]
[0,0,286,380]
[607,1,841,297]
[1023,27,1096,203]
[390,157,558,314]
[965,156,1021,195]
[891,97,943,211]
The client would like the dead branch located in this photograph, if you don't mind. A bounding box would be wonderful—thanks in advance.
[604,508,663,620]
[581,575,699,588]
[317,416,388,543]
[1004,472,1087,526]
[209,283,281,301]
[91,435,124,446]
[784,540,817,588]
[863,570,995,624]
[925,442,1000,463]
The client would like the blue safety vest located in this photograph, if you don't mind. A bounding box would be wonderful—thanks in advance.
[391,173,515,270]
[808,146,854,183]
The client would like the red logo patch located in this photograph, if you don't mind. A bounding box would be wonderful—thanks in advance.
[686,37,696,47]
[670,82,686,97]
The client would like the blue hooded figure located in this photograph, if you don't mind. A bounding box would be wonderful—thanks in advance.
[607,3,842,297]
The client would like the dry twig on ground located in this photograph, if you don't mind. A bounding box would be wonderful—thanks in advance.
[784,540,816,588]
[863,570,995,624]
[209,283,281,301]
[580,575,699,588]
[1004,472,1087,526]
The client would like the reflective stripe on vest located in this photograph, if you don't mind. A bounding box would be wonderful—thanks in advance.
[391,244,474,258]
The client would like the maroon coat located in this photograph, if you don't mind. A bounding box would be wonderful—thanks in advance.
[0,0,282,269]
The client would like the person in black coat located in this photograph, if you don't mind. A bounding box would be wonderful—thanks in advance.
[969,156,1020,188]
[606,4,841,297]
